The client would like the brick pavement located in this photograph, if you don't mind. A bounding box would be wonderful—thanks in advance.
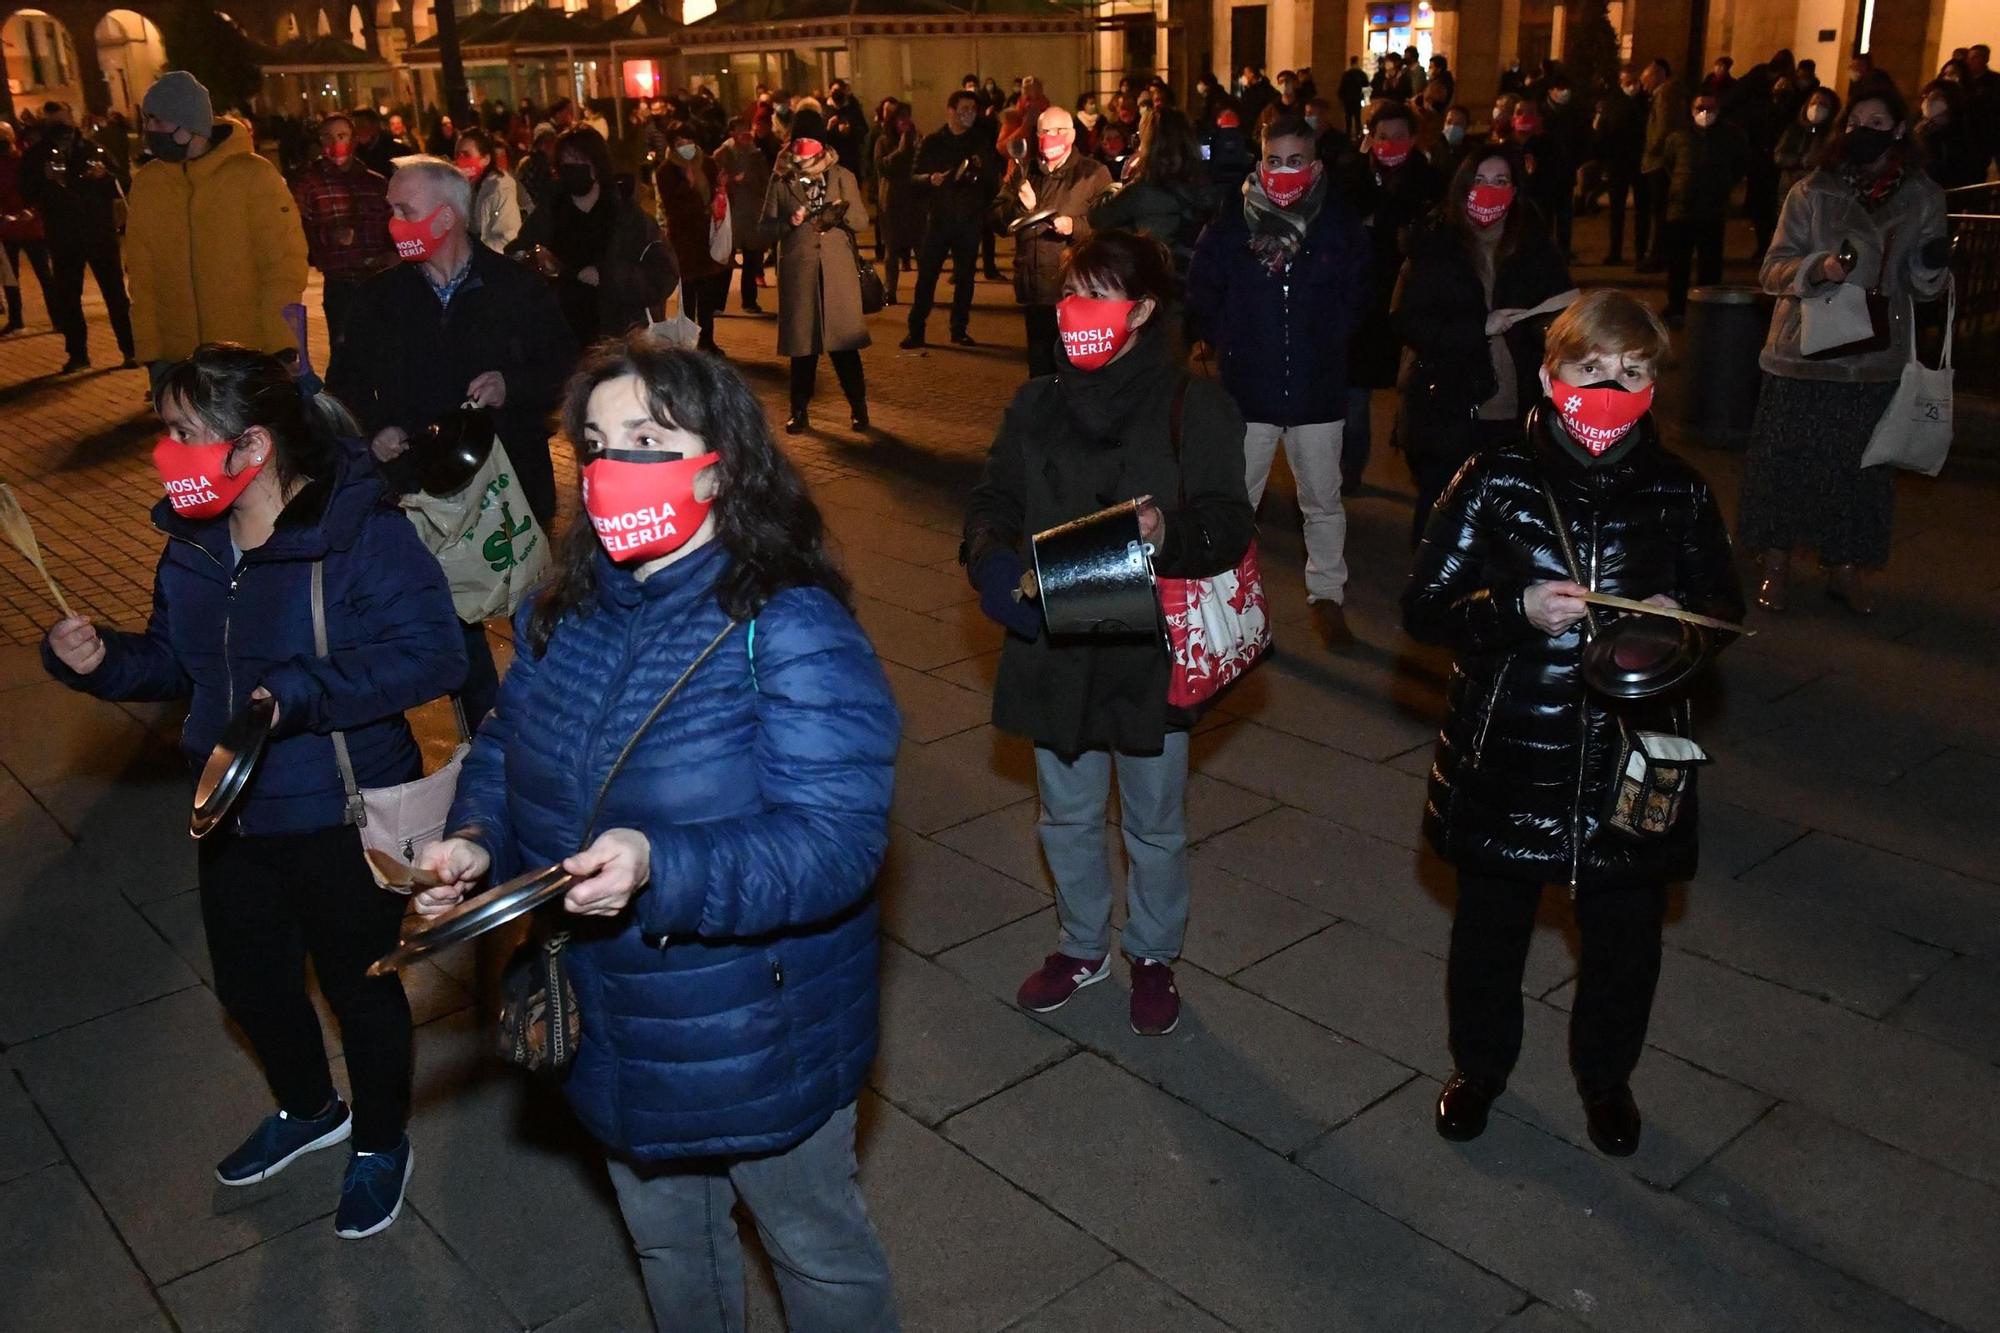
[4,216,2000,1332]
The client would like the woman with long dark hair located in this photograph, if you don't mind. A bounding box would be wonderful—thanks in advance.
[41,344,463,1240]
[454,126,522,250]
[761,105,872,433]
[872,100,923,303]
[1738,80,1949,614]
[653,119,730,353]
[1393,143,1574,544]
[964,230,1253,1037]
[511,125,674,346]
[413,338,901,1332]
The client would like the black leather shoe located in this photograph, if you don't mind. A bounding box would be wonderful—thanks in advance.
[951,331,976,346]
[785,410,808,435]
[898,332,925,350]
[1435,1071,1501,1142]
[850,410,870,432]
[1583,1085,1642,1157]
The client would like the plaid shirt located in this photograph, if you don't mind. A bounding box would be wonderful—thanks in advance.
[292,158,395,281]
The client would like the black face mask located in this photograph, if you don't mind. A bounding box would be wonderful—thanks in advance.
[1845,125,1898,164]
[147,131,190,162]
[559,163,596,196]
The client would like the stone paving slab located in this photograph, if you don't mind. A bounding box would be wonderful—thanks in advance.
[1567,948,2000,1188]
[943,914,1415,1155]
[0,1164,171,1331]
[880,658,992,743]
[1004,1261,1234,1332]
[0,1063,61,1187]
[874,824,1049,956]
[888,726,1035,835]
[1681,1102,2000,1333]
[1215,657,1442,762]
[1888,953,2000,1067]
[11,985,352,1283]
[1739,832,2000,959]
[851,593,987,671]
[1190,719,1431,850]
[1307,1080,1944,1333]
[945,1053,1521,1332]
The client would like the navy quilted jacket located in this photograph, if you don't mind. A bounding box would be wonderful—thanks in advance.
[41,461,465,835]
[449,541,899,1161]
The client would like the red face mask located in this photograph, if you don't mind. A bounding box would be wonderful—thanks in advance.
[1467,183,1514,226]
[327,139,354,164]
[388,204,452,261]
[1258,161,1319,208]
[1055,295,1138,371]
[582,450,721,563]
[1512,116,1540,139]
[153,437,265,521]
[790,137,824,158]
[1038,131,1070,163]
[1372,138,1412,167]
[454,152,485,180]
[1548,377,1655,455]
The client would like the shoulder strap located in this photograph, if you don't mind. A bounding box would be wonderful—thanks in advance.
[1168,374,1192,509]
[579,619,740,843]
[1535,478,1603,643]
[312,560,368,827]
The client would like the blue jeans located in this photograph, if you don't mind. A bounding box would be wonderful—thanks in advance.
[605,1102,899,1332]
[1036,732,1191,962]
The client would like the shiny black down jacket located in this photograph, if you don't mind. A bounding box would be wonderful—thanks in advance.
[1401,411,1745,890]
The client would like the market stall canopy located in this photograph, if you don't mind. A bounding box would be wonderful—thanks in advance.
[684,0,1101,42]
[403,7,611,63]
[260,34,393,74]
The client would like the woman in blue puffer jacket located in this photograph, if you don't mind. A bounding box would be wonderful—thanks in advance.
[413,336,902,1333]
[41,343,464,1241]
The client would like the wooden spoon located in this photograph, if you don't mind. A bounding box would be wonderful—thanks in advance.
[364,848,444,894]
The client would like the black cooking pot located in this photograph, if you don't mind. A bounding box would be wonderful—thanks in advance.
[1582,615,1712,699]
[410,405,496,498]
[1031,500,1158,636]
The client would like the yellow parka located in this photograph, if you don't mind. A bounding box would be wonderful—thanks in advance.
[126,119,308,364]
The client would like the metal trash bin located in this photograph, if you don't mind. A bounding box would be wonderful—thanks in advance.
[1677,285,1767,436]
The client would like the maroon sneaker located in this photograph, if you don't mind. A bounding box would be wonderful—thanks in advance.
[1129,958,1181,1035]
[1016,953,1109,1012]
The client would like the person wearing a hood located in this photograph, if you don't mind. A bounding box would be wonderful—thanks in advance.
[1737,81,1949,616]
[994,106,1111,377]
[126,71,309,382]
[760,105,872,432]
[1187,114,1368,649]
[292,112,396,346]
[963,228,1252,1038]
[41,344,464,1239]
[1403,290,1744,1159]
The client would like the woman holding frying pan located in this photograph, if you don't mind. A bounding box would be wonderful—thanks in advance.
[40,343,462,1239]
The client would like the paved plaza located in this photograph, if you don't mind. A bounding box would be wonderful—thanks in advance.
[1,222,1998,1332]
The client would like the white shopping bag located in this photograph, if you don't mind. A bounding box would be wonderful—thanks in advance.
[1860,289,1954,477]
[647,282,701,350]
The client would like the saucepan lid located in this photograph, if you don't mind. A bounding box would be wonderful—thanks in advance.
[190,694,276,839]
[365,862,574,976]
[1581,615,1712,700]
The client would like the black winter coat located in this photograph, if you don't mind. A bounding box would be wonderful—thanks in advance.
[963,329,1253,756]
[1402,411,1745,890]
[1339,150,1444,389]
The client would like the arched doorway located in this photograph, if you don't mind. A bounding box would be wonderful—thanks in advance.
[93,9,165,120]
[2,8,85,113]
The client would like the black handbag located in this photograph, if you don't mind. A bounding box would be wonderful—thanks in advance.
[856,245,887,315]
[497,621,739,1075]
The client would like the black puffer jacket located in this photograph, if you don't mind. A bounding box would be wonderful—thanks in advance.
[1401,409,1745,890]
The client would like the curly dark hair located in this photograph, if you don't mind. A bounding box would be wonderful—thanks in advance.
[152,342,351,492]
[526,335,851,655]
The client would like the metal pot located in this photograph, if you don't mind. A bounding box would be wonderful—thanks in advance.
[190,693,276,838]
[410,404,496,498]
[1030,500,1159,636]
[1582,616,1712,700]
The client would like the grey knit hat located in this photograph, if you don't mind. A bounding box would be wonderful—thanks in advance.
[142,70,214,133]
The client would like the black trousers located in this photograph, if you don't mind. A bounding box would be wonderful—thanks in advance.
[49,239,134,360]
[737,247,766,307]
[1408,417,1519,548]
[981,221,999,275]
[790,349,865,413]
[1023,304,1059,378]
[1745,167,1780,260]
[1343,104,1363,138]
[198,824,413,1151]
[1604,168,1635,260]
[684,270,730,349]
[3,238,52,324]
[1638,170,1669,260]
[1663,217,1725,317]
[908,220,979,340]
[1447,870,1668,1097]
[460,618,500,731]
[322,275,368,348]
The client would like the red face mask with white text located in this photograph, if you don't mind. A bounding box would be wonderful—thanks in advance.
[1258,161,1320,209]
[387,204,453,262]
[455,153,485,181]
[581,450,721,563]
[1466,183,1514,227]
[1039,131,1071,164]
[1055,295,1138,371]
[1546,377,1655,456]
[152,437,265,521]
[1372,138,1412,167]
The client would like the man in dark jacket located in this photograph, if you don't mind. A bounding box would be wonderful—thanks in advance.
[993,106,1110,377]
[903,91,993,349]
[1659,93,1748,322]
[1636,58,1688,272]
[1338,58,1368,138]
[327,156,577,723]
[1597,71,1649,263]
[20,102,135,372]
[1188,114,1367,649]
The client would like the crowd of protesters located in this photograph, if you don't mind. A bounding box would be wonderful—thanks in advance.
[5,33,1982,1329]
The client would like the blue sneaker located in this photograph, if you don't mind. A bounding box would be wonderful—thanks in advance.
[335,1136,413,1240]
[215,1100,352,1186]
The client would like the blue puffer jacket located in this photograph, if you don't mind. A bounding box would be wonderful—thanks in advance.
[42,461,465,835]
[1185,191,1368,427]
[448,541,899,1163]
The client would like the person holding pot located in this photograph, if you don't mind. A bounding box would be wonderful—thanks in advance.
[761,105,872,433]
[327,155,578,724]
[41,344,463,1238]
[1737,80,1949,615]
[963,229,1253,1037]
[1393,143,1573,545]
[411,337,901,1332]
[994,106,1112,377]
[511,125,674,348]
[1403,289,1744,1158]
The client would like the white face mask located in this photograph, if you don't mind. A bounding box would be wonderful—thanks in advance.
[1924,100,1948,121]
[1551,90,1571,106]
[1807,104,1832,124]
[1694,110,1717,128]
[675,142,699,160]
